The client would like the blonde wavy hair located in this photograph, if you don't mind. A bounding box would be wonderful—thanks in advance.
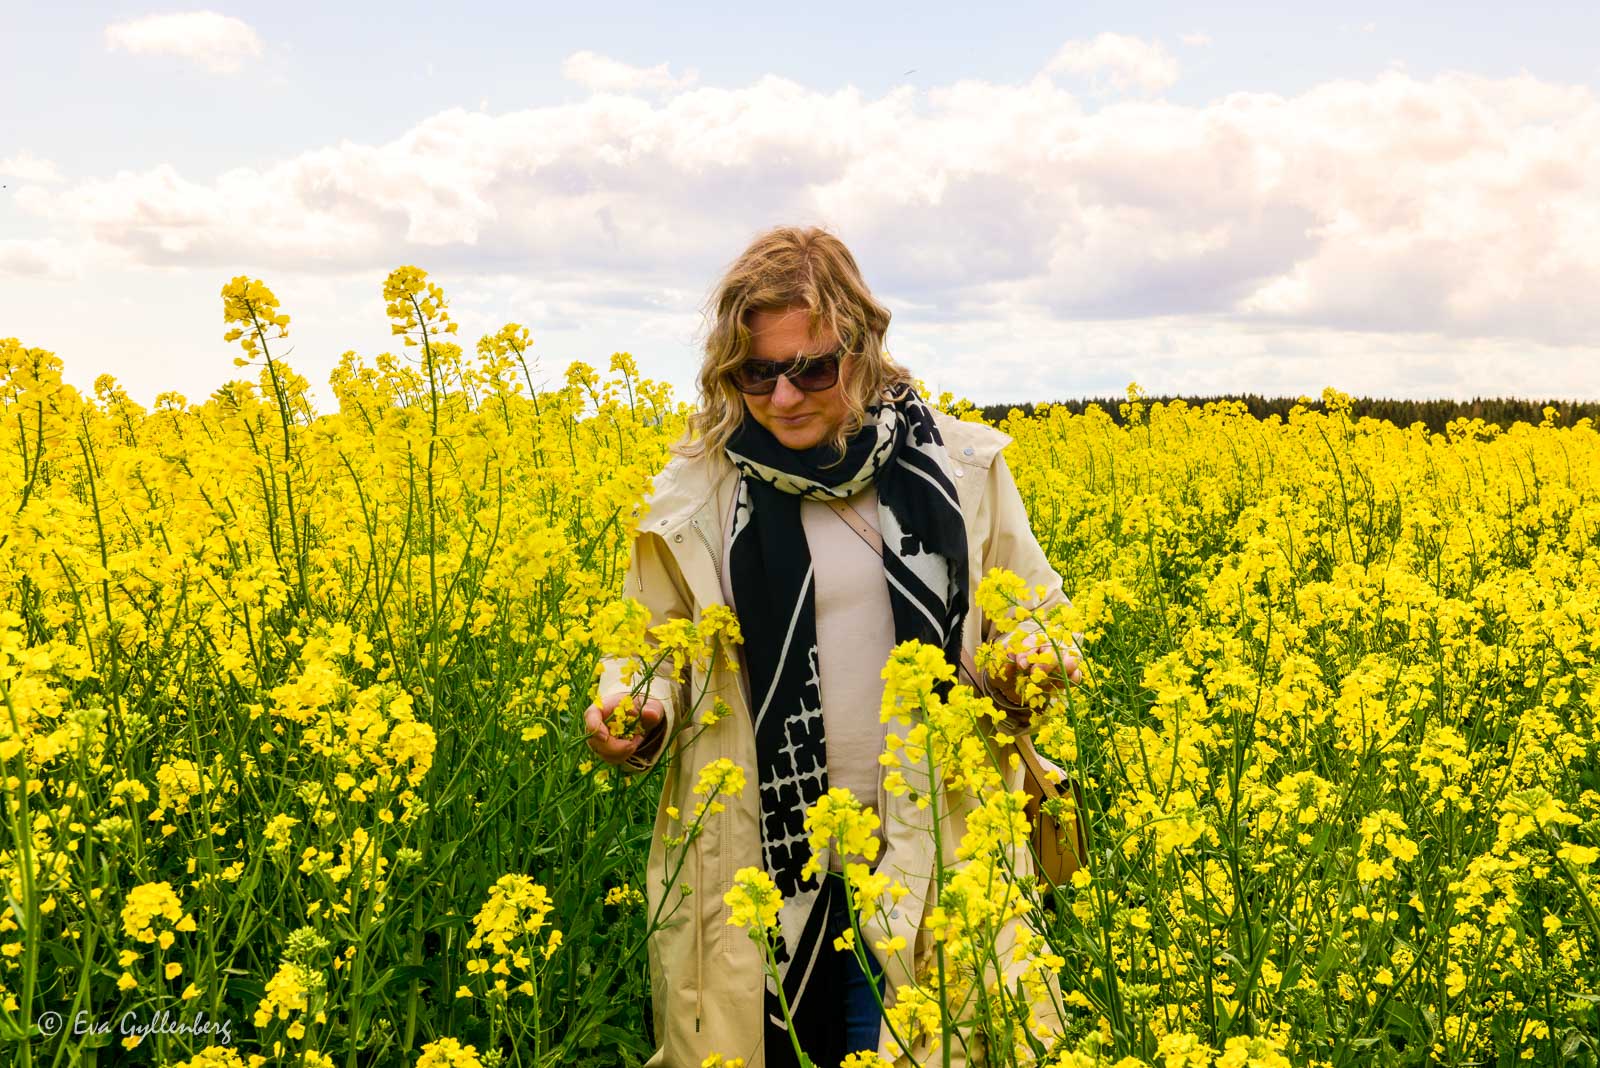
[675,225,916,465]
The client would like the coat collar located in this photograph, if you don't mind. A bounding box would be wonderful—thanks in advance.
[639,410,1014,544]
[638,438,735,542]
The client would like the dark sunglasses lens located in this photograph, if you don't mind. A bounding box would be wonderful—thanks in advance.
[791,357,838,390]
[734,363,778,393]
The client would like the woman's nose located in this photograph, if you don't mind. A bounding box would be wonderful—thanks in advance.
[770,374,804,407]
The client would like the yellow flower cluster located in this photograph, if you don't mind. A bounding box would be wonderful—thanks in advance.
[121,881,197,945]
[724,867,782,932]
[691,757,746,820]
[252,960,322,1033]
[383,265,460,344]
[459,874,563,1004]
[603,882,646,908]
[799,786,882,880]
[416,1037,484,1068]
[589,596,744,738]
[221,275,291,363]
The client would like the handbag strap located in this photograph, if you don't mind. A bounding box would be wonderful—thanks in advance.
[1012,729,1066,800]
[826,497,882,553]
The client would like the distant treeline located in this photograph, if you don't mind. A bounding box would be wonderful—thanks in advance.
[977,395,1600,436]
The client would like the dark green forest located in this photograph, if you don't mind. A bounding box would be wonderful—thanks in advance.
[977,394,1600,436]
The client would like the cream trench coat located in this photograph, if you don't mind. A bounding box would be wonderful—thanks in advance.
[598,411,1071,1068]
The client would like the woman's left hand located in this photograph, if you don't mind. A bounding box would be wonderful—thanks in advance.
[988,639,1084,713]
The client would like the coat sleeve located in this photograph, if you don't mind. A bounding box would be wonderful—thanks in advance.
[980,450,1071,623]
[595,528,694,775]
[977,449,1076,733]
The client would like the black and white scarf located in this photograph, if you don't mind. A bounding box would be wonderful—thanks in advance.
[724,386,969,1066]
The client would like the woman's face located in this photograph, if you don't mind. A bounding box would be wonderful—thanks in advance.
[738,306,851,452]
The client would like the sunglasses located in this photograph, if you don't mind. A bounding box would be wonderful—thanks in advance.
[731,349,845,395]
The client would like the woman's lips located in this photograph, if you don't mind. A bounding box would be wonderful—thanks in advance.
[776,414,810,424]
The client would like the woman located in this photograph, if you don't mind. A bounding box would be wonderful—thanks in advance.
[584,225,1083,1068]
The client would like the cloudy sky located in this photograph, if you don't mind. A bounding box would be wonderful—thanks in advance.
[4,3,1598,411]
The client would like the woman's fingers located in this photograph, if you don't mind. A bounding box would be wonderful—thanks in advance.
[1010,645,1085,688]
[583,703,623,760]
[585,698,640,764]
[1060,649,1083,685]
[584,696,667,766]
[636,698,663,733]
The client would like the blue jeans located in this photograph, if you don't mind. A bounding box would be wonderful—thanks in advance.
[825,873,886,1054]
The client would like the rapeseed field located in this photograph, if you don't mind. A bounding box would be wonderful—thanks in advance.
[2,269,1597,1067]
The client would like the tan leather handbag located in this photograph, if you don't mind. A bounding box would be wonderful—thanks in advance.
[823,497,1089,887]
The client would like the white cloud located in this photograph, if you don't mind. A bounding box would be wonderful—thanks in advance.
[11,52,1600,392]
[561,50,698,93]
[0,238,83,281]
[1,151,63,184]
[1043,33,1180,95]
[104,11,262,74]
[1180,32,1212,48]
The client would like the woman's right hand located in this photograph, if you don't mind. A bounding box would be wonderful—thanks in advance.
[583,694,666,766]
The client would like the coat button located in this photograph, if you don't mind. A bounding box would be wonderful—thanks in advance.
[954,469,964,478]
[962,446,974,456]
[672,533,683,542]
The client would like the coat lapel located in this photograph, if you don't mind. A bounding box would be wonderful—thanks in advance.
[640,445,737,612]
